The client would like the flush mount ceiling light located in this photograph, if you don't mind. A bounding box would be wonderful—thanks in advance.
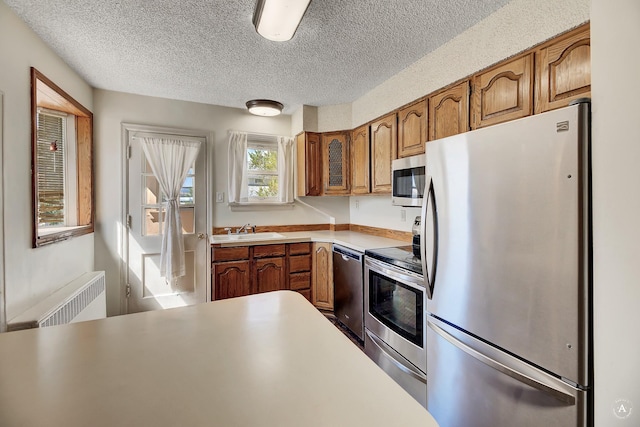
[253,0,312,42]
[246,99,284,116]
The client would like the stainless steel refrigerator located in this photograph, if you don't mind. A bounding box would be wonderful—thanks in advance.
[420,101,592,427]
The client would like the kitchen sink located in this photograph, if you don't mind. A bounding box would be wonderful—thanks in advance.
[212,232,285,241]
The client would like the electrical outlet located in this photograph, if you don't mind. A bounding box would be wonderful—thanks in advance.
[401,209,406,222]
[355,200,360,209]
[216,192,224,203]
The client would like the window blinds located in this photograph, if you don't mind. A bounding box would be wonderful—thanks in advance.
[37,112,66,226]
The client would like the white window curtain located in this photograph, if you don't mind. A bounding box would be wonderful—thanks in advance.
[277,136,295,203]
[140,137,201,281]
[227,131,248,203]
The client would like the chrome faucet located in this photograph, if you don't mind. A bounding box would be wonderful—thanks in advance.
[236,223,253,234]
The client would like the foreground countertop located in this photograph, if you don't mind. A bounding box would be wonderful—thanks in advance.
[0,291,438,427]
[211,230,409,253]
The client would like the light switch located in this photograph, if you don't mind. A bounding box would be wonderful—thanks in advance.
[216,192,224,203]
[401,209,406,222]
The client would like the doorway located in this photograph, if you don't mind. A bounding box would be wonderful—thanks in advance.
[122,124,209,313]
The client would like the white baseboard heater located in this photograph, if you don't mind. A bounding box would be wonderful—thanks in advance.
[8,271,106,331]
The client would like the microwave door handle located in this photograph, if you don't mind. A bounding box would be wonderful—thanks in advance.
[421,176,438,299]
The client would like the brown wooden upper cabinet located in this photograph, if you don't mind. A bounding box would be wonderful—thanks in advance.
[370,113,397,194]
[428,80,470,141]
[350,124,370,195]
[397,99,427,157]
[535,23,591,114]
[295,132,322,197]
[471,53,534,129]
[321,132,350,195]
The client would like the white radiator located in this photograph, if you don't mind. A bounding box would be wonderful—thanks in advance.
[8,271,106,331]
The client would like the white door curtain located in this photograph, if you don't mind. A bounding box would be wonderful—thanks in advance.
[140,137,201,281]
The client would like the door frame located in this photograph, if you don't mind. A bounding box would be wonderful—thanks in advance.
[120,123,212,314]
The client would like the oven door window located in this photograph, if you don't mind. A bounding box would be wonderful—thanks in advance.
[369,270,423,347]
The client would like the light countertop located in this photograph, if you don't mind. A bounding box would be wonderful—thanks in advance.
[0,291,438,427]
[211,230,410,253]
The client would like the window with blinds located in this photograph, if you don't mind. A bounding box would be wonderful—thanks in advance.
[36,111,66,226]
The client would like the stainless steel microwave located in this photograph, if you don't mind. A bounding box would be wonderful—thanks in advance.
[391,154,426,207]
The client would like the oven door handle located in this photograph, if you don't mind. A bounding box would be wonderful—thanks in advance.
[365,329,427,383]
[365,258,425,293]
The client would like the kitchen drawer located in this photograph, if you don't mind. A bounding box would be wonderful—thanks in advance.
[290,272,311,290]
[289,254,312,273]
[289,242,311,255]
[253,244,286,258]
[212,246,249,262]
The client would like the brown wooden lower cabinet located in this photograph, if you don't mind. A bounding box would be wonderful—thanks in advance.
[287,242,312,302]
[289,272,311,290]
[213,260,251,300]
[212,242,315,304]
[312,242,334,310]
[254,257,286,293]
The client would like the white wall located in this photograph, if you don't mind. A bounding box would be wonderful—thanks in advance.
[350,196,420,232]
[0,2,94,321]
[317,103,352,132]
[291,105,319,135]
[93,89,340,315]
[591,0,640,424]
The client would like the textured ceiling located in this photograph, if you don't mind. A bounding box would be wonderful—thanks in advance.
[4,0,512,114]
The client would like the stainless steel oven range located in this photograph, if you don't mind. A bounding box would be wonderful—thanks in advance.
[364,246,427,407]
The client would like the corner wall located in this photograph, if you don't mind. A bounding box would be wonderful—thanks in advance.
[0,1,94,321]
[591,0,640,424]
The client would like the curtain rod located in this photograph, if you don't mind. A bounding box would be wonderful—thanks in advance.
[228,130,292,138]
[131,133,205,143]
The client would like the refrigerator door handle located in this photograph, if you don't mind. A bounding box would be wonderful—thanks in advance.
[428,319,576,405]
[365,329,427,383]
[421,176,438,298]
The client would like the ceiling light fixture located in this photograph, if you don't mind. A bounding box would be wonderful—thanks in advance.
[252,0,312,42]
[246,99,284,116]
